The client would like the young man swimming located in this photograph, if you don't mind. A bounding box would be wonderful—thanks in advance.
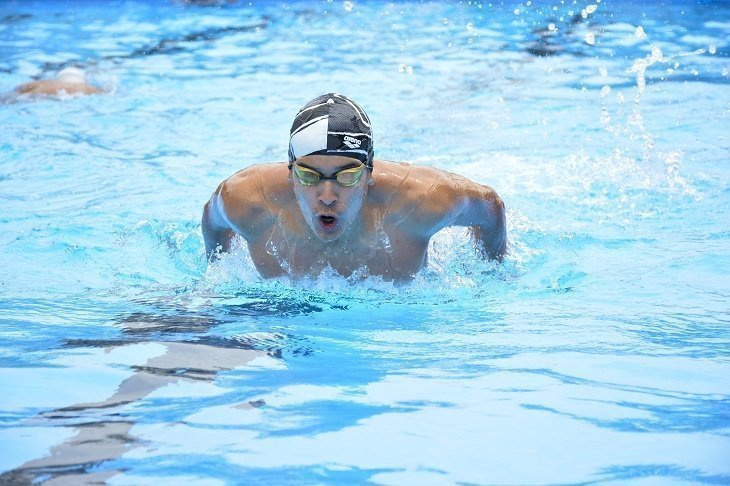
[14,67,102,97]
[202,93,506,282]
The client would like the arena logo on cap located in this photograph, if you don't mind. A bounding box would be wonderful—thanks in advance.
[342,135,362,149]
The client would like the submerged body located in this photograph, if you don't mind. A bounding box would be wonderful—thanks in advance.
[203,157,506,282]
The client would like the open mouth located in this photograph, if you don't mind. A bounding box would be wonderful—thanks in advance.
[318,214,337,231]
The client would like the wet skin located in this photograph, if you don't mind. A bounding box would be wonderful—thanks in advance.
[202,156,506,282]
[15,79,102,96]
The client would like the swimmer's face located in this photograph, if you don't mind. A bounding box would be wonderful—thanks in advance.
[290,155,371,242]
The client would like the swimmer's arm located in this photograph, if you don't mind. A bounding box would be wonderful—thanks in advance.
[202,186,236,260]
[454,182,507,260]
[202,168,273,260]
[396,167,506,260]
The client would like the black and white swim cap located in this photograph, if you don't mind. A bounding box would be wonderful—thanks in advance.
[288,93,373,169]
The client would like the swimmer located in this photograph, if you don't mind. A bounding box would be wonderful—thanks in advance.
[14,66,102,97]
[202,93,506,282]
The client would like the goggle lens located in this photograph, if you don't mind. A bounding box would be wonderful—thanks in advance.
[293,166,321,185]
[334,166,365,186]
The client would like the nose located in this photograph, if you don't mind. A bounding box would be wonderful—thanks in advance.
[318,180,339,207]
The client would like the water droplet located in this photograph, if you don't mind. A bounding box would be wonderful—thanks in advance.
[616,92,625,103]
[691,69,699,76]
[548,23,556,31]
[441,17,449,25]
[635,25,646,39]
[514,8,521,15]
[398,64,413,74]
[650,46,663,61]
[343,1,353,12]
[600,107,611,124]
[526,0,531,5]
[466,22,475,32]
[600,85,611,97]
[709,45,717,55]
[722,68,728,76]
[599,65,608,77]
[628,111,643,127]
[584,32,595,45]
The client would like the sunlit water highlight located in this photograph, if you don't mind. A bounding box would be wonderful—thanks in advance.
[1,0,729,484]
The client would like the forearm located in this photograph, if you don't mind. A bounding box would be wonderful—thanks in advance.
[203,226,235,260]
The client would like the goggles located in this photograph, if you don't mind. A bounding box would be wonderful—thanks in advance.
[293,163,365,187]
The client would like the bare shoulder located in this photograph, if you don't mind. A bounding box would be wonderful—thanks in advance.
[216,163,292,231]
[374,161,460,222]
[373,160,485,231]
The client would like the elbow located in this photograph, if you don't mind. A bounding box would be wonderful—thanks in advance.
[491,192,505,216]
[201,199,219,234]
[202,193,234,260]
[203,188,231,230]
[494,197,507,260]
[477,192,506,261]
[201,201,217,258]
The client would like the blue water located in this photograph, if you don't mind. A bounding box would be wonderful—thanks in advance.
[1,0,729,484]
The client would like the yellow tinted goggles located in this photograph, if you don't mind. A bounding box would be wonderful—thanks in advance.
[293,163,365,187]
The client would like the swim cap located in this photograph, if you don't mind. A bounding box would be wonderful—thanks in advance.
[56,67,87,84]
[288,93,374,169]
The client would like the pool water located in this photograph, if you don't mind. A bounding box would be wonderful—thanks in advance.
[1,0,729,483]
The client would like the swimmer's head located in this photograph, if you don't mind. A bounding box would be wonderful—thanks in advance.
[56,67,87,84]
[288,93,373,170]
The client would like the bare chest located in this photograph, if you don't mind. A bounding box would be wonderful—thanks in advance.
[248,225,428,281]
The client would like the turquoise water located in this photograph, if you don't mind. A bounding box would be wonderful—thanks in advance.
[1,0,729,483]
